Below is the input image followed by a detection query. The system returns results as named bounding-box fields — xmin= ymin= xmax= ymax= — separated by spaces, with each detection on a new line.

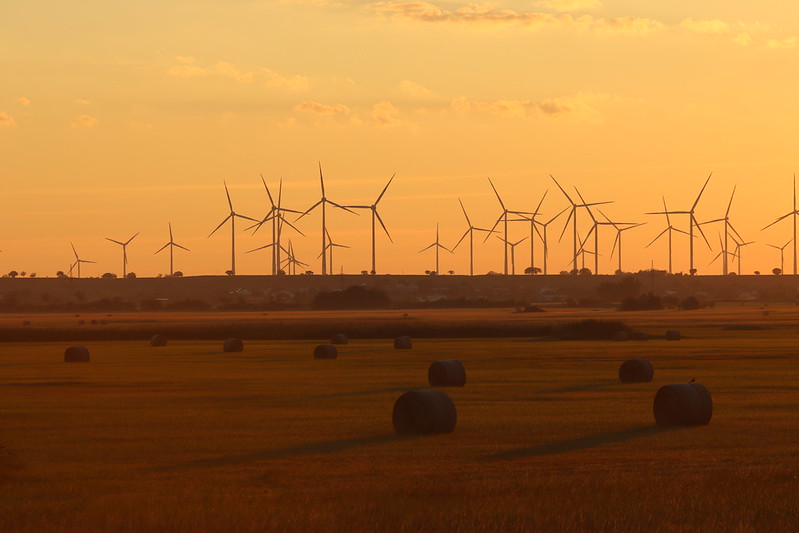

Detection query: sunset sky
xmin=3 ymin=1 xmax=799 ymax=277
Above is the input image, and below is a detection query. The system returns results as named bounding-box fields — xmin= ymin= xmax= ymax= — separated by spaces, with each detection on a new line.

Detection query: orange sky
xmin=2 ymin=1 xmax=799 ymax=277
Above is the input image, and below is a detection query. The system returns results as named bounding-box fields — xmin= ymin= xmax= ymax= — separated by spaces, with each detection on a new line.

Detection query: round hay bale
xmin=150 ymin=334 xmax=168 ymax=347
xmin=665 ymin=330 xmax=681 ymax=341
xmin=223 ymin=338 xmax=244 ymax=353
xmin=392 ymin=390 xmax=457 ymax=435
xmin=314 ymin=344 xmax=338 ymax=359
xmin=612 ymin=330 xmax=630 ymax=342
xmin=64 ymin=345 xmax=90 ymax=362
xmin=331 ymin=333 xmax=348 ymax=345
xmin=618 ymin=358 xmax=654 ymax=383
xmin=428 ymin=360 xmax=467 ymax=387
xmin=653 ymin=383 xmax=712 ymax=426
xmin=394 ymin=336 xmax=412 ymax=350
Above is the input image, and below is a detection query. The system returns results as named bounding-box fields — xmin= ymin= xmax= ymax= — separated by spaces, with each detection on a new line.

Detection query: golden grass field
xmin=2 ymin=306 xmax=798 ymax=532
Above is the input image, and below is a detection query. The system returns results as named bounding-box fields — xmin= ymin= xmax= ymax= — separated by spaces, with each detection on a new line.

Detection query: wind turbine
xmin=708 ymin=233 xmax=736 ymax=271
xmin=319 ymin=228 xmax=349 ymax=275
xmin=600 ymin=211 xmax=646 ymax=274
xmin=551 ymin=175 xmax=612 ymax=274
xmin=486 ymin=178 xmax=512 ymax=275
xmin=646 ymin=197 xmax=689 ymax=274
xmin=345 ymin=173 xmax=395 ymax=275
xmin=732 ymin=240 xmax=754 ymax=275
xmin=766 ymin=238 xmax=792 ymax=274
xmin=296 ymin=163 xmax=357 ymax=276
xmin=646 ymin=173 xmax=712 ymax=274
xmin=70 ymin=243 xmax=95 ymax=279
xmin=698 ymin=186 xmax=742 ymax=275
xmin=537 ymin=207 xmax=569 ymax=275
xmin=419 ymin=223 xmax=452 ymax=274
xmin=105 ymin=232 xmax=139 ymax=278
xmin=452 ymin=198 xmax=495 ymax=276
xmin=250 ymin=176 xmax=303 ymax=275
xmin=497 ymin=236 xmax=528 ymax=275
xmin=282 ymin=240 xmax=308 ymax=276
xmin=511 ymin=191 xmax=547 ymax=275
xmin=762 ymin=175 xmax=798 ymax=275
xmin=154 ymin=223 xmax=190 ymax=276
xmin=208 ymin=181 xmax=259 ymax=276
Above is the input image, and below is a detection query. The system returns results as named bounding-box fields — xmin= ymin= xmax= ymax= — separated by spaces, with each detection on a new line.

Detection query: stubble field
xmin=2 ymin=306 xmax=798 ymax=532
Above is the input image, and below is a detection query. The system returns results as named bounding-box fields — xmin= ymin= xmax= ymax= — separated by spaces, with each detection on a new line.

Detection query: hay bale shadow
xmin=487 ymin=425 xmax=675 ymax=460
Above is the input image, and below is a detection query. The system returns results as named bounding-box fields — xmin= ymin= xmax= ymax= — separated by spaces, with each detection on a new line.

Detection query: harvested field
xmin=1 ymin=306 xmax=798 ymax=531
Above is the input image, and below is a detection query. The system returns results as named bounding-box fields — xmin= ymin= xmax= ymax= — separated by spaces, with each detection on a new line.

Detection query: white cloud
xmin=168 ymin=58 xmax=310 ymax=88
xmin=449 ymin=93 xmax=609 ymax=121
xmin=533 ymin=0 xmax=601 ymax=12
xmin=0 ymin=111 xmax=17 ymax=127
xmin=680 ymin=18 xmax=729 ymax=35
xmin=371 ymin=101 xmax=401 ymax=126
xmin=371 ymin=1 xmax=663 ymax=34
xmin=71 ymin=115 xmax=98 ymax=128
xmin=260 ymin=68 xmax=311 ymax=90
xmin=396 ymin=80 xmax=433 ymax=98
xmin=767 ymin=36 xmax=797 ymax=49
xmin=294 ymin=101 xmax=351 ymax=115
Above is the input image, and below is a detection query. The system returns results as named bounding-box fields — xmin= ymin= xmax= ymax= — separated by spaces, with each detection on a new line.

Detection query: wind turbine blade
xmin=296 ymin=200 xmax=322 ymax=221
xmin=125 ymin=232 xmax=140 ymax=245
xmin=693 ymin=214 xmax=712 ymax=249
xmin=279 ymin=216 xmax=306 ymax=237
xmin=71 ymin=243 xmax=78 ymax=260
xmin=533 ymin=189 xmax=548 ymax=215
xmin=484 ymin=213 xmax=504 ymax=243
xmin=692 ymin=172 xmax=712 ymax=211
xmin=645 ymin=227 xmax=669 ymax=248
xmin=154 ymin=243 xmax=169 ymax=254
xmin=318 ymin=162 xmax=325 ymax=197
xmin=208 ymin=215 xmax=232 ymax=237
xmin=761 ymin=211 xmax=793 ymax=231
xmin=452 ymin=228 xmax=470 ymax=251
xmin=672 ymin=227 xmax=690 ymax=236
xmin=419 ymin=243 xmax=436 ymax=253
xmin=610 ymin=232 xmax=620 ymax=259
xmin=234 ymin=213 xmax=260 ymax=223
xmin=546 ymin=206 xmax=569 ymax=225
xmin=558 ymin=209 xmax=574 ymax=242
xmin=173 ymin=243 xmax=191 ymax=252
xmin=345 ymin=205 xmax=371 ymax=209
xmin=728 ymin=222 xmax=744 ymax=243
xmin=513 ymin=236 xmax=528 ymax=246
xmin=327 ymin=201 xmax=358 ymax=215
xmin=487 ymin=177 xmax=506 ymax=210
xmin=246 ymin=243 xmax=275 ymax=254
xmin=458 ymin=198 xmax=472 ymax=227
xmin=375 ymin=210 xmax=393 ymax=243
xmin=661 ymin=196 xmax=672 ymax=226
xmin=766 ymin=244 xmax=781 ymax=250
xmin=375 ymin=172 xmax=395 ymax=204
xmin=224 ymin=181 xmax=233 ymax=211
xmin=168 ymin=222 xmax=174 ymax=241
xmin=106 ymin=238 xmax=124 ymax=245
xmin=725 ymin=185 xmax=736 ymax=217
xmin=550 ymin=175 xmax=574 ymax=205
xmin=82 ymin=260 xmax=97 ymax=264
xmin=260 ymin=174 xmax=275 ymax=207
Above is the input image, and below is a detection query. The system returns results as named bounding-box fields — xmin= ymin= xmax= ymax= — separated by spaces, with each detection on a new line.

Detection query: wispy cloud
xmin=371 ymin=1 xmax=663 ymax=34
xmin=450 ymin=93 xmax=610 ymax=121
xmin=294 ymin=101 xmax=352 ymax=115
xmin=395 ymin=79 xmax=433 ymax=98
xmin=533 ymin=0 xmax=602 ymax=12
xmin=71 ymin=115 xmax=98 ymax=128
xmin=679 ymin=18 xmax=796 ymax=48
xmin=0 ymin=111 xmax=17 ymax=127
xmin=17 ymin=97 xmax=31 ymax=106
xmin=167 ymin=57 xmax=311 ymax=89
xmin=371 ymin=101 xmax=401 ymax=126
xmin=75 ymin=99 xmax=90 ymax=106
